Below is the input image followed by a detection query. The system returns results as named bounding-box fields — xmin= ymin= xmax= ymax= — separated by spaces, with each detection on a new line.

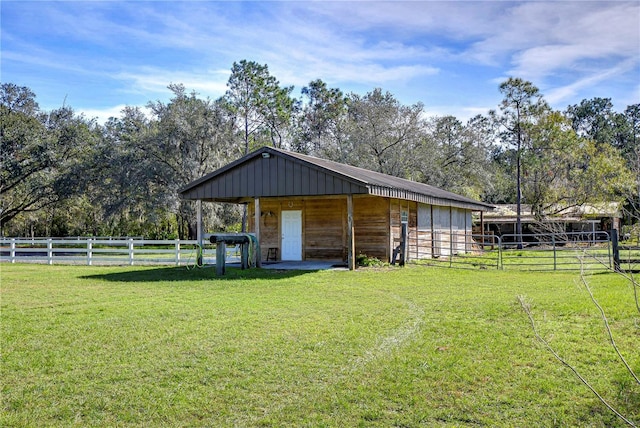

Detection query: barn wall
xmin=304 ymin=198 xmax=345 ymax=260
xmin=414 ymin=204 xmax=476 ymax=259
xmin=416 ymin=203 xmax=434 ymax=259
xmin=247 ymin=196 xmax=476 ymax=263
xmin=249 ymin=197 xmax=346 ymax=261
xmin=353 ymin=196 xmax=390 ymax=261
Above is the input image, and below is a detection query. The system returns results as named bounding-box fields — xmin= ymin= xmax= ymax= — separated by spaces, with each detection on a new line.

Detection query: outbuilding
xmin=179 ymin=146 xmax=494 ymax=269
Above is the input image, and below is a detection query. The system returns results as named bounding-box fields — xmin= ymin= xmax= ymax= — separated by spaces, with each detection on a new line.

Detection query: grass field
xmin=2 ymin=263 xmax=639 ymax=427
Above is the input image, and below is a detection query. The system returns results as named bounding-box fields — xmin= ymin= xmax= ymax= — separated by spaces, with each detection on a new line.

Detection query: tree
xmin=520 ymin=111 xmax=629 ymax=217
xmin=1 ymin=83 xmax=99 ymax=232
xmin=418 ymin=115 xmax=495 ymax=199
xmin=145 ymin=84 xmax=237 ymax=238
xmin=223 ymin=60 xmax=298 ymax=153
xmin=566 ymin=97 xmax=619 ymax=147
xmin=342 ymin=88 xmax=424 ymax=177
xmin=294 ymin=79 xmax=348 ymax=156
xmin=494 ymin=78 xmax=548 ymax=248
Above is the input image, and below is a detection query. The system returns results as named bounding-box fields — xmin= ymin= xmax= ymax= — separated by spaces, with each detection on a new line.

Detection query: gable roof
xmin=179 ymin=146 xmax=494 ymax=211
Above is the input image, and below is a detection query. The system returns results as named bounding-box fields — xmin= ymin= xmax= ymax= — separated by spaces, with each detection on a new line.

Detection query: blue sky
xmin=2 ymin=1 xmax=639 ymax=123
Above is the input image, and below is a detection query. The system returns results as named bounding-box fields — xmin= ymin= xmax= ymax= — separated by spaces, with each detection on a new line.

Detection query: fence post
xmin=552 ymin=234 xmax=557 ymax=271
xmin=47 ymin=239 xmax=53 ymax=265
xmin=10 ymin=239 xmax=16 ymax=263
xmin=611 ymin=229 xmax=621 ymax=272
xmin=128 ymin=238 xmax=134 ymax=266
xmin=87 ymin=238 xmax=93 ymax=266
xmin=400 ymin=223 xmax=408 ymax=266
xmin=175 ymin=240 xmax=181 ymax=266
xmin=449 ymin=232 xmax=453 ymax=268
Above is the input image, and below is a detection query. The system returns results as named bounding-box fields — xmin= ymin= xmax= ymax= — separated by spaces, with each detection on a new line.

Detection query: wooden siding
xmin=247 ymin=195 xmax=477 ymax=263
xmin=304 ymin=199 xmax=345 ymax=260
xmin=249 ymin=197 xmax=346 ymax=261
xmin=354 ymin=196 xmax=390 ymax=261
xmin=183 ymin=155 xmax=369 ymax=202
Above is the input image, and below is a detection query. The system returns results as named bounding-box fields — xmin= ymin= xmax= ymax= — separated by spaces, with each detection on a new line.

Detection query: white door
xmin=281 ymin=210 xmax=302 ymax=261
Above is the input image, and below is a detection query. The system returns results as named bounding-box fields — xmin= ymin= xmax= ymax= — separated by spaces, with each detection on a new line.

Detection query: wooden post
xmin=128 ymin=238 xmax=134 ymax=266
xmin=241 ymin=243 xmax=249 ymax=269
xmin=10 ymin=239 xmax=15 ymax=264
xmin=216 ymin=241 xmax=226 ymax=275
xmin=47 ymin=239 xmax=53 ymax=265
xmin=480 ymin=211 xmax=485 ymax=249
xmin=87 ymin=238 xmax=93 ymax=266
xmin=400 ymin=222 xmax=408 ymax=266
xmin=196 ymin=200 xmax=203 ymax=266
xmin=347 ymin=195 xmax=355 ymax=270
xmin=254 ymin=198 xmax=261 ymax=267
xmin=611 ymin=228 xmax=621 ymax=273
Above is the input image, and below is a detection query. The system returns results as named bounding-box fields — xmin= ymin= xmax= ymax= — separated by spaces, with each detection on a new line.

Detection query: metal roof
xmin=179 ymin=146 xmax=495 ymax=211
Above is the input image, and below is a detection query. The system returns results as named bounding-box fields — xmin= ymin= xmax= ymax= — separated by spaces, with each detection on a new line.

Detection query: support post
xmin=216 ymin=241 xmax=226 ymax=275
xmin=347 ymin=195 xmax=355 ymax=270
xmin=241 ymin=243 xmax=249 ymax=269
xmin=254 ymin=198 xmax=261 ymax=268
xmin=10 ymin=239 xmax=15 ymax=264
xmin=196 ymin=200 xmax=203 ymax=266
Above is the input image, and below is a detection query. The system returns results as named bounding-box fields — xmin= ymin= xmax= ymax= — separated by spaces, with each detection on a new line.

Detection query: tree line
xmin=1 ymin=60 xmax=638 ymax=239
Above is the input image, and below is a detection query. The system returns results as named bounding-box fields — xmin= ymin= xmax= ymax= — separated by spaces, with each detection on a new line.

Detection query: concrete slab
xmin=261 ymin=261 xmax=348 ymax=271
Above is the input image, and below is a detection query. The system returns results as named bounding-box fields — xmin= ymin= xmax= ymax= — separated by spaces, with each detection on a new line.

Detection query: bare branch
xmin=517 ymin=295 xmax=637 ymax=427
xmin=579 ymin=258 xmax=640 ymax=385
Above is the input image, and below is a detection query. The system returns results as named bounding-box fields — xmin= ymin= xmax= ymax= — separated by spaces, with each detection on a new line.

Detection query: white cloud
xmin=545 ymin=57 xmax=640 ymax=105
xmin=78 ymin=104 xmax=137 ymax=124
xmin=114 ymin=68 xmax=230 ymax=98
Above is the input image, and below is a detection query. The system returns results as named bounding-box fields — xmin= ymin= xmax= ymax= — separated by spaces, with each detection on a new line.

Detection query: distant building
xmin=479 ymin=203 xmax=621 ymax=241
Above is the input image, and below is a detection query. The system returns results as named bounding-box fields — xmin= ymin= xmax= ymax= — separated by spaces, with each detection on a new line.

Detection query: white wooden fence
xmin=0 ymin=238 xmax=235 ymax=266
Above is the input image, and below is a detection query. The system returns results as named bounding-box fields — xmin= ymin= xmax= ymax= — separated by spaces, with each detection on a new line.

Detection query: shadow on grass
xmin=80 ymin=266 xmax=313 ymax=283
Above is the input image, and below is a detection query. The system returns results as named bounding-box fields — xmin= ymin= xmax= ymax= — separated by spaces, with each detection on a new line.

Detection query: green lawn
xmin=1 ymin=264 xmax=639 ymax=427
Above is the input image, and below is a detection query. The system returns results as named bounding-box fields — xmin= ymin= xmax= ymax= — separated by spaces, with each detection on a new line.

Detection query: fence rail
xmin=3 ymin=232 xmax=637 ymax=272
xmin=0 ymin=238 xmax=239 ymax=266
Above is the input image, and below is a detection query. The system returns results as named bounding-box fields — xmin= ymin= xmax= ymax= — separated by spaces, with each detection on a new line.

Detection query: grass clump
xmin=1 ymin=263 xmax=639 ymax=426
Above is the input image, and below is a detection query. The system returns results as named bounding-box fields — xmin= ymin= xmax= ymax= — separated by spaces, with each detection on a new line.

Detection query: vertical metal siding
xmin=285 ymin=159 xmax=295 ymax=194
xmin=317 ymin=171 xmax=326 ymax=194
xmin=293 ymin=162 xmax=302 ymax=194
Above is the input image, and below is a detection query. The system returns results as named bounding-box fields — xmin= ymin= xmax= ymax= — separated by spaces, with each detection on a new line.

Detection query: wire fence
xmin=408 ymin=230 xmax=640 ymax=272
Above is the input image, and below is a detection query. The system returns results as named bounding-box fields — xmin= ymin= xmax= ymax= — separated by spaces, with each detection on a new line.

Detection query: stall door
xmin=281 ymin=210 xmax=302 ymax=261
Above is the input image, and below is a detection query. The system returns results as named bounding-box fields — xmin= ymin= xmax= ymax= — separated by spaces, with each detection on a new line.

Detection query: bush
xmin=356 ymin=253 xmax=386 ymax=267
